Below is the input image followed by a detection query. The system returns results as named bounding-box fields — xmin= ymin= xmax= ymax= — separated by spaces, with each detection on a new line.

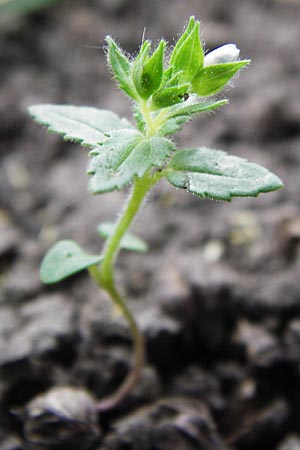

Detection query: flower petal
xmin=204 ymin=44 xmax=240 ymax=67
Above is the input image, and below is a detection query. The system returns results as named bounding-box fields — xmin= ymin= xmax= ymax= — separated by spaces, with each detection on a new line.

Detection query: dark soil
xmin=1 ymin=0 xmax=300 ymax=449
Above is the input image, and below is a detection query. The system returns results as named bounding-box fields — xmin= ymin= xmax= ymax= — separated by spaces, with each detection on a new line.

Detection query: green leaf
xmin=131 ymin=40 xmax=151 ymax=99
xmin=169 ymin=17 xmax=195 ymax=66
xmin=87 ymin=130 xmax=174 ymax=193
xmin=158 ymin=116 xmax=188 ymax=137
xmin=106 ymin=36 xmax=137 ymax=99
xmin=167 ymin=98 xmax=228 ymax=118
xmin=40 ymin=240 xmax=103 ymax=284
xmin=192 ymin=60 xmax=250 ymax=96
xmin=161 ymin=66 xmax=173 ymax=86
xmin=171 ymin=21 xmax=204 ymax=83
xmin=98 ymin=222 xmax=148 ymax=252
xmin=166 ymin=147 xmax=283 ymax=201
xmin=158 ymin=99 xmax=228 ymax=136
xmin=152 ymin=83 xmax=190 ymax=109
xmin=134 ymin=40 xmax=165 ymax=99
xmin=28 ymin=104 xmax=132 ymax=148
xmin=132 ymin=105 xmax=146 ymax=133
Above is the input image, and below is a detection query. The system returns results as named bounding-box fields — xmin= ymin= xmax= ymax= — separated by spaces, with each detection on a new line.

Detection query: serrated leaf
xmin=166 ymin=147 xmax=283 ymax=201
xmin=87 ymin=130 xmax=174 ymax=193
xmin=28 ymin=104 xmax=132 ymax=147
xmin=192 ymin=60 xmax=250 ymax=96
xmin=98 ymin=222 xmax=148 ymax=252
xmin=40 ymin=240 xmax=103 ymax=284
xmin=106 ymin=36 xmax=137 ymax=99
xmin=158 ymin=99 xmax=228 ymax=136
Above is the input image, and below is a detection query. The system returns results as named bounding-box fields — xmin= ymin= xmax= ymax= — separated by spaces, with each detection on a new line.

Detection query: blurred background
xmin=0 ymin=1 xmax=300 ymax=449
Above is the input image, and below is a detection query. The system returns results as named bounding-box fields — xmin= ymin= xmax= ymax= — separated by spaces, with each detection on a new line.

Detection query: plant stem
xmin=92 ymin=172 xmax=159 ymax=411
xmin=94 ymin=283 xmax=144 ymax=411
xmin=100 ymin=173 xmax=156 ymax=288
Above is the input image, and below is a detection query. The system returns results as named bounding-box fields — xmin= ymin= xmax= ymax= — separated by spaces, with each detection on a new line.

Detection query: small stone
xmin=138 ymin=306 xmax=183 ymax=371
xmin=203 ymin=239 xmax=224 ymax=263
xmin=0 ymin=435 xmax=22 ymax=450
xmin=236 ymin=378 xmax=257 ymax=402
xmin=0 ymin=295 xmax=74 ymax=367
xmin=23 ymin=386 xmax=100 ymax=450
xmin=284 ymin=319 xmax=300 ymax=362
xmin=3 ymin=260 xmax=41 ymax=302
xmin=0 ymin=210 xmax=20 ymax=259
xmin=102 ymin=398 xmax=225 ymax=450
xmin=232 ymin=399 xmax=289 ymax=449
xmin=277 ymin=435 xmax=300 ymax=450
xmin=233 ymin=320 xmax=281 ymax=367
xmin=170 ymin=366 xmax=226 ymax=416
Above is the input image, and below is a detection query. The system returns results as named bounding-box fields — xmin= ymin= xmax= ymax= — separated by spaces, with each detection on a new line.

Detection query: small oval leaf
xmin=40 ymin=240 xmax=103 ymax=284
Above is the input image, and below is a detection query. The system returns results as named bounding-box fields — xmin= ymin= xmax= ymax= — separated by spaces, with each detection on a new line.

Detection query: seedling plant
xmin=29 ymin=17 xmax=283 ymax=411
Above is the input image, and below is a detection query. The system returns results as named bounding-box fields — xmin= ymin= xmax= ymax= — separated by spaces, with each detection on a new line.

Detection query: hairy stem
xmin=91 ymin=172 xmax=159 ymax=411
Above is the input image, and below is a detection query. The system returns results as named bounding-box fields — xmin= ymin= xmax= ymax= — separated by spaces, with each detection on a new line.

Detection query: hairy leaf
xmin=152 ymin=83 xmax=190 ymax=109
xmin=132 ymin=105 xmax=146 ymax=133
xmin=29 ymin=104 xmax=132 ymax=147
xmin=138 ymin=40 xmax=165 ymax=99
xmin=106 ymin=36 xmax=137 ymax=99
xmin=158 ymin=99 xmax=228 ymax=136
xmin=171 ymin=21 xmax=204 ymax=83
xmin=131 ymin=40 xmax=151 ymax=99
xmin=40 ymin=240 xmax=103 ymax=284
xmin=192 ymin=60 xmax=250 ymax=96
xmin=166 ymin=147 xmax=283 ymax=201
xmin=98 ymin=222 xmax=148 ymax=252
xmin=169 ymin=17 xmax=195 ymax=66
xmin=166 ymin=98 xmax=228 ymax=119
xmin=87 ymin=130 xmax=174 ymax=193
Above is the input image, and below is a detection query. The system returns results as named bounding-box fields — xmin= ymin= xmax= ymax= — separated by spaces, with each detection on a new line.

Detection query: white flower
xmin=204 ymin=44 xmax=240 ymax=67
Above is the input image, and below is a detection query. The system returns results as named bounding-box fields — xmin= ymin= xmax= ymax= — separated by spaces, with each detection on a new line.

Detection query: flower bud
xmin=204 ymin=44 xmax=240 ymax=67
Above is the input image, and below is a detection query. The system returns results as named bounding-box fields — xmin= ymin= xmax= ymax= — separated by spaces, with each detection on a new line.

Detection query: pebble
xmin=102 ymin=398 xmax=226 ymax=450
xmin=23 ymin=386 xmax=100 ymax=450
xmin=0 ymin=295 xmax=74 ymax=367
xmin=277 ymin=435 xmax=300 ymax=450
xmin=233 ymin=319 xmax=281 ymax=367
